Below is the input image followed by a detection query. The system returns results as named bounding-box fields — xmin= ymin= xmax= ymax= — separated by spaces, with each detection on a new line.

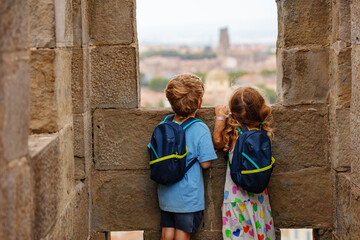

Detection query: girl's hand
xmin=215 ymin=105 xmax=228 ymax=117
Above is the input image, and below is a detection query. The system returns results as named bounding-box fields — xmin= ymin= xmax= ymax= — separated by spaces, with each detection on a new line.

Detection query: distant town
xmin=140 ymin=28 xmax=277 ymax=107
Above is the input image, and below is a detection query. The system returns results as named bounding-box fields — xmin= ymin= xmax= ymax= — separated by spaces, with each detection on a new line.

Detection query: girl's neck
xmin=173 ymin=112 xmax=196 ymax=122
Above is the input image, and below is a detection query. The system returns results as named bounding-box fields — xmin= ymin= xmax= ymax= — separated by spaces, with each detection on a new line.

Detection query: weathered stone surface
xmin=89 ymin=0 xmax=135 ymax=45
xmin=329 ymin=46 xmax=352 ymax=107
xmin=93 ymin=105 xmax=328 ymax=172
xmin=74 ymin=111 xmax=91 ymax=158
xmin=0 ymin=158 xmax=33 ymax=240
xmin=268 ymin=167 xmax=332 ymax=228
xmin=351 ymin=0 xmax=360 ymax=44
xmin=313 ymin=229 xmax=333 ymax=240
xmin=29 ymin=0 xmax=56 ymax=48
xmin=334 ymin=173 xmax=351 ymax=239
xmin=351 ymin=45 xmax=360 ymax=187
xmin=91 ymin=170 xmax=160 ymax=231
xmin=349 ymin=184 xmax=360 ymax=238
xmin=93 ymin=108 xmax=218 ymax=170
xmin=54 ymin=0 xmax=73 ymax=47
xmin=75 ymin=157 xmax=86 ymax=180
xmin=329 ymin=108 xmax=351 ymax=171
xmin=332 ymin=0 xmax=351 ymax=44
xmin=90 ymin=45 xmax=138 ymax=108
xmin=193 ymin=230 xmax=223 ymax=240
xmin=277 ymin=0 xmax=331 ymax=47
xmin=0 ymin=0 xmax=29 ymax=52
xmin=58 ymin=124 xmax=75 ymax=206
xmin=73 ymin=181 xmax=90 ymax=240
xmin=203 ymin=167 xmax=226 ymax=231
xmin=90 ymin=232 xmax=108 ymax=240
xmin=72 ymin=0 xmax=82 ymax=46
xmin=271 ymin=105 xmax=329 ymax=172
xmin=0 ymin=51 xmax=30 ymax=164
xmin=72 ymin=48 xmax=87 ymax=114
xmin=30 ymin=49 xmax=73 ymax=133
xmin=277 ymin=48 xmax=329 ymax=105
xmin=28 ymin=134 xmax=60 ymax=239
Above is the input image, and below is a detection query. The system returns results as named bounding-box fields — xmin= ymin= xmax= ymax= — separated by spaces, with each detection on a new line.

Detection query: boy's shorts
xmin=160 ymin=210 xmax=203 ymax=233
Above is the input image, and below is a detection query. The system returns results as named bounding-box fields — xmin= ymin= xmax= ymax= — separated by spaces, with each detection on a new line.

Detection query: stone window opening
xmin=137 ymin=0 xmax=278 ymax=107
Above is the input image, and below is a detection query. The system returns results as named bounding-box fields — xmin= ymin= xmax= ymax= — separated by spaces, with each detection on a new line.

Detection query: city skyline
xmin=137 ymin=0 xmax=278 ymax=46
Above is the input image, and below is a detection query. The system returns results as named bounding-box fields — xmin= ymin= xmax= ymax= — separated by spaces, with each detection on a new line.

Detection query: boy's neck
xmin=174 ymin=112 xmax=196 ymax=122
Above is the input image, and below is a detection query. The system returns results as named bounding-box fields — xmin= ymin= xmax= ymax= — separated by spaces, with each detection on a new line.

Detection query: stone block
xmin=277 ymin=0 xmax=330 ymax=47
xmin=72 ymin=48 xmax=90 ymax=114
xmin=30 ymin=49 xmax=73 ymax=133
xmin=0 ymin=0 xmax=29 ymax=52
xmin=29 ymin=0 xmax=56 ymax=48
xmin=73 ymin=181 xmax=90 ymax=240
xmin=90 ymin=232 xmax=109 ymax=240
xmin=351 ymin=45 xmax=360 ymax=187
xmin=93 ymin=108 xmax=219 ymax=170
xmin=28 ymin=134 xmax=61 ymax=239
xmin=0 ymin=158 xmax=33 ymax=240
xmin=89 ymin=0 xmax=135 ymax=45
xmin=329 ymin=46 xmax=352 ymax=107
xmin=54 ymin=0 xmax=73 ymax=47
xmin=349 ymin=184 xmax=360 ymax=238
xmin=192 ymin=230 xmax=223 ymax=240
xmin=0 ymin=51 xmax=30 ymax=164
xmin=73 ymin=111 xmax=92 ymax=158
xmin=351 ymin=0 xmax=360 ymax=44
xmin=58 ymin=124 xmax=75 ymax=205
xmin=329 ymin=107 xmax=351 ymax=171
xmin=332 ymin=0 xmax=351 ymax=44
xmin=75 ymin=157 xmax=86 ymax=180
xmin=90 ymin=45 xmax=138 ymax=108
xmin=277 ymin=48 xmax=329 ymax=105
xmin=334 ymin=173 xmax=351 ymax=239
xmin=313 ymin=229 xmax=333 ymax=240
xmin=268 ymin=167 xmax=332 ymax=228
xmin=73 ymin=0 xmax=82 ymax=46
xmin=91 ymin=170 xmax=160 ymax=231
xmin=271 ymin=105 xmax=329 ymax=172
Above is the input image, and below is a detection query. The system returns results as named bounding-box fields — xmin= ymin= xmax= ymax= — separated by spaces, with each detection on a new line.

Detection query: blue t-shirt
xmin=157 ymin=121 xmax=217 ymax=213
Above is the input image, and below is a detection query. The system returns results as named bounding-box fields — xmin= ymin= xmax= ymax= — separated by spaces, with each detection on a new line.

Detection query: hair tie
xmin=261 ymin=122 xmax=265 ymax=125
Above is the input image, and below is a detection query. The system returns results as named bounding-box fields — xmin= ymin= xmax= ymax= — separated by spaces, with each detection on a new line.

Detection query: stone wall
xmin=1 ymin=0 xmax=360 ymax=240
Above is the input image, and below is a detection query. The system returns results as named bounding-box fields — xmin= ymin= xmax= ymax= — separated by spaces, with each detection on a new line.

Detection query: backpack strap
xmin=162 ymin=114 xmax=175 ymax=123
xmin=182 ymin=117 xmax=203 ymax=130
xmin=185 ymin=158 xmax=198 ymax=172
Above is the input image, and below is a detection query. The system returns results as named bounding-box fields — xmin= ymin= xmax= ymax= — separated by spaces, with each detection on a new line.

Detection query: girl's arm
xmin=213 ymin=105 xmax=228 ymax=150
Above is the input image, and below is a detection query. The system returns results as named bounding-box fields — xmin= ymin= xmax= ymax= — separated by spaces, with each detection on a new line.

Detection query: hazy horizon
xmin=137 ymin=0 xmax=278 ymax=46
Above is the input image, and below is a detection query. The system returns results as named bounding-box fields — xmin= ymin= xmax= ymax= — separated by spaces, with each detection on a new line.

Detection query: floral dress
xmin=222 ymin=150 xmax=275 ymax=240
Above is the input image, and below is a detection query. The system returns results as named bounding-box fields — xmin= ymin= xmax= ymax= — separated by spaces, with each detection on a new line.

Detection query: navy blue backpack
xmin=229 ymin=126 xmax=275 ymax=193
xmin=148 ymin=115 xmax=202 ymax=185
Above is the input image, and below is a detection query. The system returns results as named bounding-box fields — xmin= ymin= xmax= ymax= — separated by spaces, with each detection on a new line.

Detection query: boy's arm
xmin=197 ymin=128 xmax=217 ymax=168
xmin=200 ymin=161 xmax=212 ymax=169
xmin=213 ymin=105 xmax=227 ymax=150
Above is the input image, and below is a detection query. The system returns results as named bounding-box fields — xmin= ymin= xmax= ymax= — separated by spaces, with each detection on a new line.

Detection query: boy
xmin=159 ymin=74 xmax=217 ymax=240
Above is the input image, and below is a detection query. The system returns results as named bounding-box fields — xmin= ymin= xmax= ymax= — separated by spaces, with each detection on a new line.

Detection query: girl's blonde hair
xmin=165 ymin=73 xmax=204 ymax=117
xmin=222 ymin=86 xmax=274 ymax=151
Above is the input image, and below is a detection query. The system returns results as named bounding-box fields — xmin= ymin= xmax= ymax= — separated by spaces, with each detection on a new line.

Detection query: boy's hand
xmin=215 ymin=105 xmax=228 ymax=117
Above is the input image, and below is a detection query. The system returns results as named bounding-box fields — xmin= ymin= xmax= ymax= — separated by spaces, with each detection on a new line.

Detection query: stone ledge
xmin=93 ymin=105 xmax=329 ymax=173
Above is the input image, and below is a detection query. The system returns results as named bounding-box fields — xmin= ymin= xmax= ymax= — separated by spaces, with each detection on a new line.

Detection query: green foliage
xmin=140 ymin=50 xmax=217 ymax=60
xmin=260 ymin=69 xmax=276 ymax=75
xmin=193 ymin=72 xmax=206 ymax=82
xmin=228 ymin=71 xmax=248 ymax=84
xmin=158 ymin=100 xmax=165 ymax=108
xmin=255 ymin=84 xmax=276 ymax=104
xmin=148 ymin=77 xmax=169 ymax=92
xmin=140 ymin=72 xmax=147 ymax=86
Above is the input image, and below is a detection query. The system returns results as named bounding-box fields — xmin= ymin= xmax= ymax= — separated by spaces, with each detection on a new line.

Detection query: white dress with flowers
xmin=222 ymin=150 xmax=275 ymax=240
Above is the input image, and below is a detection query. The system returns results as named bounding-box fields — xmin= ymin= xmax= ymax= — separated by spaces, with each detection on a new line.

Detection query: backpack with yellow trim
xmin=229 ymin=126 xmax=275 ymax=193
xmin=148 ymin=115 xmax=202 ymax=185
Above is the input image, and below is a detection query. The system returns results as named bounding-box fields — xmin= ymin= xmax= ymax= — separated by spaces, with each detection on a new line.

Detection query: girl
xmin=213 ymin=87 xmax=275 ymax=240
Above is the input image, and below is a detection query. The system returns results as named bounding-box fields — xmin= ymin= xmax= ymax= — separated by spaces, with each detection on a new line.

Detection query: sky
xmin=136 ymin=0 xmax=278 ymax=46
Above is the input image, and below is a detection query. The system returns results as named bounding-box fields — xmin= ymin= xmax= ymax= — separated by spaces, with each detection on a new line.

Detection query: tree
xmin=148 ymin=77 xmax=169 ymax=92
xmin=229 ymin=71 xmax=248 ymax=85
xmin=193 ymin=72 xmax=205 ymax=82
xmin=140 ymin=72 xmax=147 ymax=86
xmin=256 ymin=84 xmax=276 ymax=104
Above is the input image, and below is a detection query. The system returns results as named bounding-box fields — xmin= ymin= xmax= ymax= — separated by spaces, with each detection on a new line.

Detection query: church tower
xmin=217 ymin=27 xmax=230 ymax=59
